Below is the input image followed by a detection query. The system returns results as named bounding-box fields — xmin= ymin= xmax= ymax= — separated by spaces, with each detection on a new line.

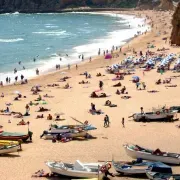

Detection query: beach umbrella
xmin=105 ymin=54 xmax=112 ymax=59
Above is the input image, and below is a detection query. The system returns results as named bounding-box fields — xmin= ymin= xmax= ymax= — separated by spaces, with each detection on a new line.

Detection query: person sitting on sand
xmin=105 ymin=100 xmax=112 ymax=106
xmin=91 ymin=91 xmax=98 ymax=98
xmin=36 ymin=114 xmax=44 ymax=119
xmin=121 ymin=86 xmax=126 ymax=94
xmin=55 ymin=115 xmax=60 ymax=121
xmin=91 ymin=103 xmax=96 ymax=111
xmin=14 ymin=96 xmax=19 ymax=101
xmin=116 ymin=89 xmax=121 ymax=95
xmin=156 ymin=79 xmax=161 ymax=84
xmin=1 ymin=93 xmax=4 ymax=98
xmin=47 ymin=114 xmax=53 ymax=120
xmin=17 ymin=119 xmax=26 ymax=125
xmin=113 ymin=82 xmax=121 ymax=87
xmin=96 ymin=73 xmax=102 ymax=77
xmin=32 ymin=169 xmax=51 ymax=178
xmin=87 ymin=74 xmax=91 ymax=79
xmin=35 ymin=95 xmax=42 ymax=101
xmin=64 ymin=83 xmax=70 ymax=89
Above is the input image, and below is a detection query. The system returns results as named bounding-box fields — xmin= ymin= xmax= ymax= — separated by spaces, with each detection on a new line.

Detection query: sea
xmin=0 ymin=12 xmax=149 ymax=84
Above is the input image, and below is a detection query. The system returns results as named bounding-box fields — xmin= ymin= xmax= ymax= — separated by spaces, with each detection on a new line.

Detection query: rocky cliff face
xmin=171 ymin=2 xmax=180 ymax=46
xmin=0 ymin=0 xmax=178 ymax=13
xmin=158 ymin=0 xmax=174 ymax=10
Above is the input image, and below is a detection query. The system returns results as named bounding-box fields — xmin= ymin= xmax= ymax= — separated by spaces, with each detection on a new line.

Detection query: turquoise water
xmin=0 ymin=12 xmax=148 ymax=83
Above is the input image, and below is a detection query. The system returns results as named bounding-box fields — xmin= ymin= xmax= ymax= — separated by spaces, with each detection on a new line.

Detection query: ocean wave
xmin=32 ymin=31 xmax=67 ymax=36
xmin=45 ymin=25 xmax=59 ymax=28
xmin=0 ymin=38 xmax=24 ymax=43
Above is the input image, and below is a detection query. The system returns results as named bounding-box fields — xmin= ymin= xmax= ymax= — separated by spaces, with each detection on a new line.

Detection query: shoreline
xmin=0 ymin=11 xmax=149 ymax=86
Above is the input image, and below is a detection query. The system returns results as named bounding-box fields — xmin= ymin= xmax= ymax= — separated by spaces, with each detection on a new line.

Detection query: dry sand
xmin=0 ymin=10 xmax=180 ymax=180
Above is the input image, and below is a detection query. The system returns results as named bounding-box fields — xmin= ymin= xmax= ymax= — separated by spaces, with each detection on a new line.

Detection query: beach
xmin=0 ymin=9 xmax=180 ymax=180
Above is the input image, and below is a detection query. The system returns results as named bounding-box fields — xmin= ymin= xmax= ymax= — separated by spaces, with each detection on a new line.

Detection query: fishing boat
xmin=50 ymin=124 xmax=96 ymax=134
xmin=146 ymin=172 xmax=180 ymax=180
xmin=132 ymin=107 xmax=177 ymax=122
xmin=112 ymin=159 xmax=154 ymax=175
xmin=0 ymin=140 xmax=20 ymax=146
xmin=46 ymin=160 xmax=104 ymax=178
xmin=0 ymin=144 xmax=20 ymax=155
xmin=43 ymin=130 xmax=88 ymax=140
xmin=0 ymin=132 xmax=29 ymax=142
xmin=124 ymin=144 xmax=180 ymax=164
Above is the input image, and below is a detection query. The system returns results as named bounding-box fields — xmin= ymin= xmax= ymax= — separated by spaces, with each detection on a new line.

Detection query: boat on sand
xmin=0 ymin=132 xmax=29 ymax=142
xmin=146 ymin=172 xmax=180 ymax=180
xmin=124 ymin=144 xmax=180 ymax=164
xmin=0 ymin=144 xmax=20 ymax=155
xmin=46 ymin=160 xmax=104 ymax=178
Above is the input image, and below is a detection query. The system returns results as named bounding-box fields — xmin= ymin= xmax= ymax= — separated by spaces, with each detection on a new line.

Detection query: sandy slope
xmin=0 ymin=10 xmax=180 ymax=180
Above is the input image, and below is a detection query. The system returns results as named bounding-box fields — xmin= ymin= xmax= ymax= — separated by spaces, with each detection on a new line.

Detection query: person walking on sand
xmin=68 ymin=64 xmax=70 ymax=70
xmin=99 ymin=80 xmax=104 ymax=90
xmin=104 ymin=115 xmax=110 ymax=128
xmin=122 ymin=117 xmax=125 ymax=128
xmin=76 ymin=64 xmax=78 ymax=70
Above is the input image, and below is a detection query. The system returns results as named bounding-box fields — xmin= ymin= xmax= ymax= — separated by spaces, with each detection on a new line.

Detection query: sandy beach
xmin=0 ymin=10 xmax=180 ymax=180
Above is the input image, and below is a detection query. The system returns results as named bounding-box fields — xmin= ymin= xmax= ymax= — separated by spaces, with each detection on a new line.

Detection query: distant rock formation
xmin=158 ymin=0 xmax=174 ymax=10
xmin=171 ymin=2 xmax=180 ymax=46
xmin=137 ymin=0 xmax=161 ymax=9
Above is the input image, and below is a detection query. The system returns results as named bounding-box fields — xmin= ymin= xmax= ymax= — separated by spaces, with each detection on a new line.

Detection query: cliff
xmin=0 ymin=0 xmax=139 ymax=13
xmin=171 ymin=2 xmax=180 ymax=46
xmin=0 ymin=0 xmax=179 ymax=13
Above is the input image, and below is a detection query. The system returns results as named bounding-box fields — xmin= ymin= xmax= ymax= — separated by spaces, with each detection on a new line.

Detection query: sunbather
xmin=36 ymin=114 xmax=44 ymax=119
xmin=38 ymin=107 xmax=49 ymax=112
xmin=91 ymin=91 xmax=98 ymax=98
xmin=116 ymin=89 xmax=121 ymax=95
xmin=17 ymin=119 xmax=26 ymax=125
xmin=121 ymin=96 xmax=131 ymax=99
xmin=64 ymin=83 xmax=70 ymax=89
xmin=35 ymin=95 xmax=42 ymax=101
xmin=113 ymin=82 xmax=121 ymax=87
xmin=47 ymin=114 xmax=53 ymax=120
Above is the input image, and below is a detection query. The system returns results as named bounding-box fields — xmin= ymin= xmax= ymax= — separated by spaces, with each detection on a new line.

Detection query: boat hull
xmin=0 ymin=145 xmax=19 ymax=155
xmin=124 ymin=145 xmax=180 ymax=165
xmin=46 ymin=162 xmax=103 ymax=178
xmin=0 ymin=135 xmax=29 ymax=142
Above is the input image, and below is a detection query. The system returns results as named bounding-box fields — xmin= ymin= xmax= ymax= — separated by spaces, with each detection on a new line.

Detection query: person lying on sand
xmin=90 ymin=92 xmax=107 ymax=98
xmin=47 ymin=83 xmax=59 ymax=87
xmin=121 ymin=96 xmax=131 ymax=99
xmin=165 ymin=85 xmax=177 ymax=87
xmin=29 ymin=101 xmax=38 ymax=106
xmin=36 ymin=114 xmax=44 ymax=119
xmin=59 ymin=76 xmax=71 ymax=82
xmin=17 ymin=119 xmax=27 ymax=125
xmin=31 ymin=169 xmax=52 ymax=177
xmin=37 ymin=107 xmax=49 ymax=112
xmin=47 ymin=114 xmax=53 ymax=120
xmin=113 ymin=82 xmax=121 ymax=87
xmin=13 ymin=112 xmax=23 ymax=118
xmin=14 ymin=96 xmax=20 ymax=101
xmin=43 ymin=94 xmax=54 ymax=98
xmin=148 ymin=90 xmax=159 ymax=93
xmin=105 ymin=100 xmax=117 ymax=107
xmin=79 ymin=80 xmax=89 ymax=84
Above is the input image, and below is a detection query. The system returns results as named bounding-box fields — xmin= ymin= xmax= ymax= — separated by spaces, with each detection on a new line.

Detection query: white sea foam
xmin=0 ymin=38 xmax=24 ymax=43
xmin=32 ymin=30 xmax=68 ymax=36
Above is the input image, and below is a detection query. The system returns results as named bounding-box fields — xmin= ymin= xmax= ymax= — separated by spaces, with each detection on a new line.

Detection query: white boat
xmin=44 ymin=130 xmax=87 ymax=140
xmin=133 ymin=110 xmax=176 ymax=122
xmin=146 ymin=172 xmax=180 ymax=180
xmin=46 ymin=160 xmax=104 ymax=178
xmin=0 ymin=144 xmax=19 ymax=154
xmin=124 ymin=144 xmax=180 ymax=165
xmin=112 ymin=159 xmax=154 ymax=175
